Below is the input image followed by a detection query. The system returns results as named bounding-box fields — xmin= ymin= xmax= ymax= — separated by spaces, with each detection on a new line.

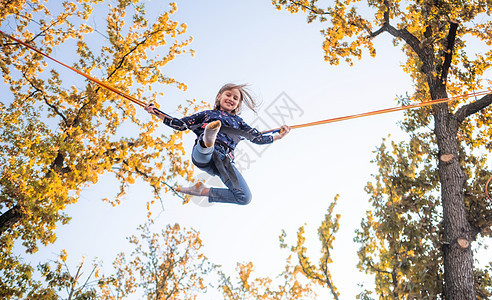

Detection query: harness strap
xmin=212 ymin=150 xmax=240 ymax=190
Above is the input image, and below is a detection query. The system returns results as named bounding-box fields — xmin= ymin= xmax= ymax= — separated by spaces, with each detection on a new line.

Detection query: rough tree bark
xmin=383 ymin=20 xmax=492 ymax=299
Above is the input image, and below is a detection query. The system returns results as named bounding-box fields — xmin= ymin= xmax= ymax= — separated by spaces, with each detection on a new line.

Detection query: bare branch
xmin=365 ymin=0 xmax=428 ymax=65
xmin=440 ymin=22 xmax=459 ymax=84
xmin=455 ymin=94 xmax=492 ymax=124
xmin=370 ymin=26 xmax=387 ymax=38
xmin=369 ymin=0 xmax=390 ymax=38
xmin=0 ymin=204 xmax=22 ymax=235
xmin=367 ymin=260 xmax=393 ymax=275
xmin=383 ymin=0 xmax=390 ymax=23
xmin=22 ymin=72 xmax=69 ymax=126
xmin=384 ymin=25 xmax=422 ymax=56
xmin=28 ymin=20 xmax=61 ymax=44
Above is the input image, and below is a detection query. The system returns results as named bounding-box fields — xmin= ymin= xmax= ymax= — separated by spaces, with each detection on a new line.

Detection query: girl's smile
xmin=218 ymin=88 xmax=240 ymax=113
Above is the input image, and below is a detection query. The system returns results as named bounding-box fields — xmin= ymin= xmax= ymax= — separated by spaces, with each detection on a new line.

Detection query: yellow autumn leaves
xmin=1 ymin=1 xmax=197 ymax=295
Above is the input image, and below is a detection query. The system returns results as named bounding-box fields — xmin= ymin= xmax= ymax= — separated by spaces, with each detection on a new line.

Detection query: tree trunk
xmin=0 ymin=205 xmax=22 ymax=235
xmin=434 ymin=91 xmax=476 ymax=299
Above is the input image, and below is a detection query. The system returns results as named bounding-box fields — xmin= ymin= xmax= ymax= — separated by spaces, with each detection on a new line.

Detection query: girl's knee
xmin=235 ymin=190 xmax=252 ymax=205
xmin=191 ymin=142 xmax=213 ymax=167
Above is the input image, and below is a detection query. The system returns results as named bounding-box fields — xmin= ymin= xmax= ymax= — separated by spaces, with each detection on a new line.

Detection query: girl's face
xmin=217 ymin=88 xmax=241 ymax=113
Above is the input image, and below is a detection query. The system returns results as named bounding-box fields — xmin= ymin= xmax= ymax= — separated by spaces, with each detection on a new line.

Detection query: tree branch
xmin=455 ymin=94 xmax=492 ymax=124
xmin=0 ymin=204 xmax=22 ymax=235
xmin=320 ymin=235 xmax=339 ymax=300
xmin=370 ymin=26 xmax=387 ymax=38
xmin=440 ymin=22 xmax=458 ymax=84
xmin=0 ymin=169 xmax=26 ymax=235
xmin=371 ymin=24 xmax=426 ymax=69
xmin=369 ymin=0 xmax=390 ymax=38
xmin=22 ymin=73 xmax=69 ymax=125
xmin=105 ymin=29 xmax=167 ymax=84
xmin=368 ymin=1 xmax=434 ymax=74
xmin=27 ymin=19 xmax=62 ymax=44
xmin=129 ymin=162 xmax=167 ymax=208
xmin=88 ymin=29 xmax=168 ymax=116
xmin=367 ymin=260 xmax=393 ymax=275
xmin=291 ymin=1 xmax=329 ymax=15
xmin=383 ymin=0 xmax=390 ymax=23
xmin=384 ymin=25 xmax=422 ymax=56
xmin=297 ymin=252 xmax=325 ymax=285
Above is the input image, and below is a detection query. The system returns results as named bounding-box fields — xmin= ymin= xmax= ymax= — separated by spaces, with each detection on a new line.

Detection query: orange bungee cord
xmin=0 ymin=30 xmax=146 ymax=108
xmin=263 ymin=90 xmax=492 ymax=134
xmin=5 ymin=31 xmax=492 ymax=206
xmin=0 ymin=30 xmax=182 ymax=119
xmin=2 ymin=30 xmax=492 ymax=135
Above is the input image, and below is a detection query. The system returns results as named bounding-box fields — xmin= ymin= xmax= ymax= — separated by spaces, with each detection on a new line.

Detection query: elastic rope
xmin=262 ymin=90 xmax=492 ymax=134
xmin=0 ymin=30 xmax=146 ymax=108
xmin=3 ymin=30 xmax=492 ymax=137
xmin=1 ymin=31 xmax=189 ymax=203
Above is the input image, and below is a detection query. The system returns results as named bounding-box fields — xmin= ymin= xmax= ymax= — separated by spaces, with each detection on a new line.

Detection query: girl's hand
xmin=145 ymin=103 xmax=167 ymax=121
xmin=273 ymin=125 xmax=291 ymax=141
xmin=145 ymin=103 xmax=156 ymax=114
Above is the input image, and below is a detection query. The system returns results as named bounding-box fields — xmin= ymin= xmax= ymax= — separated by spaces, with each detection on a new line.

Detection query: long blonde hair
xmin=214 ymin=83 xmax=257 ymax=115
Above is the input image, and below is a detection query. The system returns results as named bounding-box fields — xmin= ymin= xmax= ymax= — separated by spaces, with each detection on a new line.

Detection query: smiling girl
xmin=145 ymin=83 xmax=290 ymax=205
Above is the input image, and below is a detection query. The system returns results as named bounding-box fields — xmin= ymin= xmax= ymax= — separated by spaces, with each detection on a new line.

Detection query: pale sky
xmin=15 ymin=0 xmax=491 ymax=299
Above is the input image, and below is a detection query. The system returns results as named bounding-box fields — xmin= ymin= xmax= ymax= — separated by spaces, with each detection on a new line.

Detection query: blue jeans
xmin=191 ymin=142 xmax=252 ymax=205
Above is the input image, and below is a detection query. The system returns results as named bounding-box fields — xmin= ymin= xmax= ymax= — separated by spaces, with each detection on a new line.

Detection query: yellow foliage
xmin=99 ymin=222 xmax=213 ymax=299
xmin=0 ymin=0 xmax=198 ymax=295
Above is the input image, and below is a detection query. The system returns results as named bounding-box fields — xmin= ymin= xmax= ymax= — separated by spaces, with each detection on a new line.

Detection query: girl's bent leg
xmin=176 ymin=141 xmax=215 ymax=198
xmin=189 ymin=141 xmax=252 ymax=205
xmin=208 ymin=165 xmax=252 ymax=205
xmin=191 ymin=139 xmax=214 ymax=169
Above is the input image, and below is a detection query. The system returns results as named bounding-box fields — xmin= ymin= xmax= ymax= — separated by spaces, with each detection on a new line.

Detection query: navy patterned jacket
xmin=163 ymin=109 xmax=273 ymax=153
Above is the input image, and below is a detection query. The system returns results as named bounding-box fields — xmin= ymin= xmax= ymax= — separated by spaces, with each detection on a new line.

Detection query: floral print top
xmin=163 ymin=109 xmax=273 ymax=151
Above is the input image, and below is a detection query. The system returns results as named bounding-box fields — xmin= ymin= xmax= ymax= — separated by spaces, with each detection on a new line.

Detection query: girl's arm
xmin=272 ymin=125 xmax=291 ymax=142
xmin=237 ymin=117 xmax=290 ymax=144
xmin=145 ymin=103 xmax=205 ymax=131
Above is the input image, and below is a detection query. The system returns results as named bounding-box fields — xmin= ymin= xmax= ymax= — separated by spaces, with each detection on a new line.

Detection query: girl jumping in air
xmin=145 ymin=83 xmax=290 ymax=205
